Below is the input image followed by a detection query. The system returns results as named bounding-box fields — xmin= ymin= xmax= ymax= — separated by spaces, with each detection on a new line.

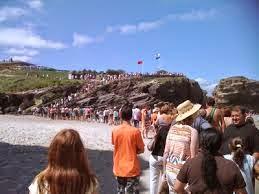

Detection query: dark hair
xmin=206 ymin=97 xmax=215 ymax=107
xmin=200 ymin=128 xmax=222 ymax=191
xmin=121 ymin=102 xmax=133 ymax=121
xmin=229 ymin=137 xmax=245 ymax=169
xmin=231 ymin=106 xmax=246 ymax=115
xmin=223 ymin=107 xmax=231 ymax=117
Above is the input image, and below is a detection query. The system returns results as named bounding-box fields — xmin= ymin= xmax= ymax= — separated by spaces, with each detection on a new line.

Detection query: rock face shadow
xmin=0 ymin=142 xmax=149 ymax=194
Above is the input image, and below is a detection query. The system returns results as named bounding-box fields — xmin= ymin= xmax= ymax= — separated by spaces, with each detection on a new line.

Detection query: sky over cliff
xmin=0 ymin=0 xmax=258 ymax=93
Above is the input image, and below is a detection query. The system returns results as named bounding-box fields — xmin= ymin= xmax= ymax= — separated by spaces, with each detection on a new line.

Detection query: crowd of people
xmin=33 ymin=104 xmax=121 ymax=125
xmin=69 ymin=71 xmax=185 ymax=81
xmin=28 ymin=97 xmax=259 ymax=194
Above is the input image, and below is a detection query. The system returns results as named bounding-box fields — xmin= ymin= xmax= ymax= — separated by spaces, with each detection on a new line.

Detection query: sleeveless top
xmin=165 ymin=124 xmax=192 ymax=173
xmin=206 ymin=107 xmax=216 ymax=124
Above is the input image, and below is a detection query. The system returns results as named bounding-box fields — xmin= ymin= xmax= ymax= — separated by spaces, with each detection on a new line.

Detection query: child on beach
xmin=224 ymin=137 xmax=256 ymax=194
xmin=29 ymin=129 xmax=98 ymax=194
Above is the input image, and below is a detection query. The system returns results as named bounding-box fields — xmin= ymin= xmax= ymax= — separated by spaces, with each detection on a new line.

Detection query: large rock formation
xmin=213 ymin=76 xmax=259 ymax=112
xmin=75 ymin=77 xmax=204 ymax=109
xmin=0 ymin=76 xmax=205 ymax=113
xmin=0 ymin=84 xmax=81 ymax=114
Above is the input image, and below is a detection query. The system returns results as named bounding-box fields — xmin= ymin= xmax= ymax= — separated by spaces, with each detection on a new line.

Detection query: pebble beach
xmin=0 ymin=115 xmax=150 ymax=194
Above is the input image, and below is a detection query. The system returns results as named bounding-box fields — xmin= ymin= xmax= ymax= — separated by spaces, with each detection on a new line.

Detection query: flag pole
xmin=141 ymin=62 xmax=143 ymax=75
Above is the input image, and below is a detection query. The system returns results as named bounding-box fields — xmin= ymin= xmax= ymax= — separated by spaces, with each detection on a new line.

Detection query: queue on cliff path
xmin=28 ymin=96 xmax=259 ymax=194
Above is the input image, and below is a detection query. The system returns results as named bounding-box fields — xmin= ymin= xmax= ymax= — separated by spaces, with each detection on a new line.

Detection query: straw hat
xmin=153 ymin=107 xmax=160 ymax=113
xmin=175 ymin=100 xmax=201 ymax=122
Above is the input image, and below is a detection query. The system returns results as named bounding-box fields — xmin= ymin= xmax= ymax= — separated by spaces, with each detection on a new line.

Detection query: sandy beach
xmin=0 ymin=115 xmax=258 ymax=194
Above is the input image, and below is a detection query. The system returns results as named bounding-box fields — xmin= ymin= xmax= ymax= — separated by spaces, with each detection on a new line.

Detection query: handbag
xmin=147 ymin=125 xmax=159 ymax=151
xmin=147 ymin=134 xmax=157 ymax=151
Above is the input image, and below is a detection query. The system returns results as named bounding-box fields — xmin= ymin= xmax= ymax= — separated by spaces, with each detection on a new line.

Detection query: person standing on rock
xmin=205 ymin=97 xmax=226 ymax=133
xmin=112 ymin=102 xmax=145 ymax=194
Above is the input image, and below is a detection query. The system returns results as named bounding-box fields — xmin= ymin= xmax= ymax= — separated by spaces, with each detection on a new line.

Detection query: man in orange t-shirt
xmin=112 ymin=103 xmax=145 ymax=194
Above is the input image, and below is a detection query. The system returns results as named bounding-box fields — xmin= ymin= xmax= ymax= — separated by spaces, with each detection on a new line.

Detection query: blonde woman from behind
xmin=29 ymin=129 xmax=98 ymax=194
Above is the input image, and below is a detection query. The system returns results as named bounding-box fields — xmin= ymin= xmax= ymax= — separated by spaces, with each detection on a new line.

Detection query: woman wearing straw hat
xmin=163 ymin=100 xmax=200 ymax=193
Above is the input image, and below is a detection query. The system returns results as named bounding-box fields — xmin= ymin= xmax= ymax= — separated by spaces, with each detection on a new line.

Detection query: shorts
xmin=116 ymin=176 xmax=140 ymax=194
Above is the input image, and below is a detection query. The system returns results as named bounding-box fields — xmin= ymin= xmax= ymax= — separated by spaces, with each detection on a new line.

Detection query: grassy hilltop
xmin=0 ymin=65 xmax=81 ymax=93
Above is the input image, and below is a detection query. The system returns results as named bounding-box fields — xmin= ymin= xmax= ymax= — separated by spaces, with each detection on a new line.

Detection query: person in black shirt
xmin=220 ymin=106 xmax=259 ymax=161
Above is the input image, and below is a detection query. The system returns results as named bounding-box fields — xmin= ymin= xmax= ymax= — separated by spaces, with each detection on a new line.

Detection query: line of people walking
xmin=28 ymin=98 xmax=259 ymax=194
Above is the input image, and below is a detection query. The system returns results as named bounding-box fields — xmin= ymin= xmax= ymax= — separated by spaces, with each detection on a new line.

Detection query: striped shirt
xmin=164 ymin=124 xmax=192 ymax=173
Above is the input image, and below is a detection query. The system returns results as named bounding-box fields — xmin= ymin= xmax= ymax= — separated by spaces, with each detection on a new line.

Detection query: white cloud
xmin=0 ymin=28 xmax=66 ymax=49
xmin=72 ymin=33 xmax=103 ymax=47
xmin=120 ymin=25 xmax=137 ymax=34
xmin=0 ymin=7 xmax=27 ymax=22
xmin=195 ymin=77 xmax=209 ymax=85
xmin=106 ymin=9 xmax=217 ymax=35
xmin=195 ymin=77 xmax=217 ymax=95
xmin=106 ymin=20 xmax=163 ymax=34
xmin=12 ymin=55 xmax=32 ymax=62
xmin=138 ymin=20 xmax=164 ymax=32
xmin=27 ymin=0 xmax=43 ymax=10
xmin=205 ymin=83 xmax=217 ymax=94
xmin=168 ymin=9 xmax=217 ymax=21
xmin=5 ymin=48 xmax=39 ymax=56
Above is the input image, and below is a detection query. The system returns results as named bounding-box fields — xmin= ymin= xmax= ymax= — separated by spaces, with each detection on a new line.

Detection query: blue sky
xmin=0 ymin=0 xmax=258 ymax=93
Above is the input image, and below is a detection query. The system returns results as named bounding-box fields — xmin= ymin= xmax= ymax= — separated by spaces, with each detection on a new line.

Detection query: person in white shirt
xmin=132 ymin=105 xmax=141 ymax=128
xmin=224 ymin=137 xmax=255 ymax=194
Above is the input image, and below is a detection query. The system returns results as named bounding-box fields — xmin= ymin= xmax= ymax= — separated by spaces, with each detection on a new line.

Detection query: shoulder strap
xmin=207 ymin=107 xmax=216 ymax=123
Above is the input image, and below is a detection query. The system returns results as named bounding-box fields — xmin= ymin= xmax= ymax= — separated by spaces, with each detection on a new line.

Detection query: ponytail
xmin=229 ymin=137 xmax=245 ymax=169
xmin=200 ymin=128 xmax=222 ymax=191
xmin=201 ymin=150 xmax=220 ymax=190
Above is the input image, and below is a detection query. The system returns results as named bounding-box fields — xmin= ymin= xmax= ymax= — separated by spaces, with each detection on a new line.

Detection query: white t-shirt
xmin=29 ymin=177 xmax=98 ymax=194
xmin=132 ymin=108 xmax=141 ymax=121
xmin=224 ymin=154 xmax=255 ymax=194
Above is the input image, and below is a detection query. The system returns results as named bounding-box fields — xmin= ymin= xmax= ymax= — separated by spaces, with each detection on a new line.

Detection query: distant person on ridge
xmin=205 ymin=97 xmax=226 ymax=133
xmin=112 ymin=102 xmax=145 ymax=194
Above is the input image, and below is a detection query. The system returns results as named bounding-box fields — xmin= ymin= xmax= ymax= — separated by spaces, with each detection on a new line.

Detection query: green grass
xmin=0 ymin=69 xmax=82 ymax=93
xmin=141 ymin=76 xmax=184 ymax=84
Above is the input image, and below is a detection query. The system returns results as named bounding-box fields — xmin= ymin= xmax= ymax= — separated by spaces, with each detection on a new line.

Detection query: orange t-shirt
xmin=112 ymin=123 xmax=145 ymax=177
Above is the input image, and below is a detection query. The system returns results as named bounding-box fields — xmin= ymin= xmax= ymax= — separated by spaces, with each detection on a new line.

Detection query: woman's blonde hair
xmin=36 ymin=129 xmax=97 ymax=194
xmin=160 ymin=105 xmax=170 ymax=114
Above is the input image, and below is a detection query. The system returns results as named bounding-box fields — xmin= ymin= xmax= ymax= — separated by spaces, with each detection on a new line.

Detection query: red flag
xmin=137 ymin=60 xmax=143 ymax=65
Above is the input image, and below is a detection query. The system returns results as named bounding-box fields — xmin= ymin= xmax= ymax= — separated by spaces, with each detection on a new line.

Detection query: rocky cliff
xmin=213 ymin=76 xmax=259 ymax=112
xmin=0 ymin=76 xmax=204 ymax=113
xmin=75 ymin=77 xmax=204 ymax=109
xmin=0 ymin=84 xmax=80 ymax=114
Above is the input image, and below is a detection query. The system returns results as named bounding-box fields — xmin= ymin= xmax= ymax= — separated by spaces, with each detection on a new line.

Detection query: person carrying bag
xmin=149 ymin=105 xmax=172 ymax=194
